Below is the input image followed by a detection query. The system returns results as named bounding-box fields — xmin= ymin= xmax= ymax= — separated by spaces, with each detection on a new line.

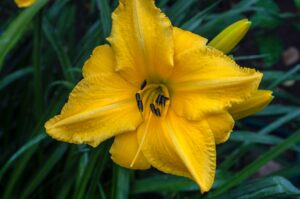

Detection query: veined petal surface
xmin=173 ymin=27 xmax=207 ymax=57
xmin=108 ymin=0 xmax=174 ymax=85
xmin=206 ymin=111 xmax=234 ymax=144
xmin=82 ymin=44 xmax=115 ymax=77
xmin=45 ymin=74 xmax=142 ymax=147
xmin=170 ymin=47 xmax=262 ymax=120
xmin=138 ymin=110 xmax=216 ymax=193
xmin=110 ymin=131 xmax=151 ymax=169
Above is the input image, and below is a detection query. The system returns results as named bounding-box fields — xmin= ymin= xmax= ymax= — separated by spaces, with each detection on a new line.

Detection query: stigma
xmin=134 ymin=80 xmax=170 ymax=118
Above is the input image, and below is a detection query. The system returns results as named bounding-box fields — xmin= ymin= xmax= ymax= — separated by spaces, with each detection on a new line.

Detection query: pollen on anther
xmin=155 ymin=108 xmax=161 ymax=117
xmin=140 ymin=80 xmax=147 ymax=90
xmin=137 ymin=100 xmax=143 ymax=112
xmin=161 ymin=95 xmax=169 ymax=106
xmin=150 ymin=103 xmax=156 ymax=114
xmin=156 ymin=94 xmax=162 ymax=105
xmin=135 ymin=93 xmax=141 ymax=101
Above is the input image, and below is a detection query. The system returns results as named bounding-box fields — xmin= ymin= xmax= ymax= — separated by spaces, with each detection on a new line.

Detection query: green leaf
xmin=132 ymin=175 xmax=198 ymax=194
xmin=274 ymin=88 xmax=300 ymax=106
xmin=85 ymin=142 xmax=110 ymax=198
xmin=0 ymin=133 xmax=46 ymax=181
xmin=45 ymin=80 xmax=74 ymax=99
xmin=22 ymin=144 xmax=68 ymax=198
xmin=74 ymin=21 xmax=103 ymax=68
xmin=209 ymin=130 xmax=300 ymax=198
xmin=74 ymin=141 xmax=110 ymax=199
xmin=214 ymin=176 xmax=300 ymax=199
xmin=231 ymin=131 xmax=300 ymax=152
xmin=32 ymin=12 xmax=43 ymax=117
xmin=234 ymin=54 xmax=270 ymax=61
xmin=256 ymin=34 xmax=284 ymax=67
xmin=96 ymin=0 xmax=112 ymax=38
xmin=132 ymin=171 xmax=229 ymax=194
xmin=258 ymin=109 xmax=300 ymax=135
xmin=263 ymin=70 xmax=300 ymax=84
xmin=98 ymin=183 xmax=107 ymax=199
xmin=0 ymin=0 xmax=49 ymax=69
xmin=0 ymin=67 xmax=32 ymax=91
xmin=111 ymin=165 xmax=131 ymax=199
xmin=267 ymin=64 xmax=300 ymax=89
xmin=166 ymin=0 xmax=197 ymax=23
xmin=42 ymin=17 xmax=74 ymax=82
xmin=271 ymin=163 xmax=300 ymax=178
xmin=181 ymin=0 xmax=221 ymax=31
xmin=219 ymin=109 xmax=300 ymax=170
xmin=295 ymin=0 xmax=300 ymax=10
xmin=256 ymin=105 xmax=300 ymax=116
xmin=198 ymin=0 xmax=257 ymax=37
xmin=231 ymin=131 xmax=282 ymax=145
xmin=251 ymin=0 xmax=282 ymax=29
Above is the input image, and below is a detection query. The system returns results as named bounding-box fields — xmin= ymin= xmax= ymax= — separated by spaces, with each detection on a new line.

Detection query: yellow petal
xmin=173 ymin=27 xmax=207 ymax=57
xmin=45 ymin=73 xmax=142 ymax=147
xmin=138 ymin=110 xmax=216 ymax=193
xmin=206 ymin=112 xmax=234 ymax=144
xmin=170 ymin=47 xmax=262 ymax=120
xmin=82 ymin=45 xmax=115 ymax=78
xmin=110 ymin=131 xmax=151 ymax=170
xmin=15 ymin=0 xmax=36 ymax=7
xmin=208 ymin=19 xmax=251 ymax=54
xmin=229 ymin=90 xmax=273 ymax=120
xmin=108 ymin=0 xmax=174 ymax=85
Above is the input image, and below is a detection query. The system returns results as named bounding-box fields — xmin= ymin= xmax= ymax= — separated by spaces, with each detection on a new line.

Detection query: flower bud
xmin=208 ymin=19 xmax=251 ymax=54
xmin=15 ymin=0 xmax=37 ymax=8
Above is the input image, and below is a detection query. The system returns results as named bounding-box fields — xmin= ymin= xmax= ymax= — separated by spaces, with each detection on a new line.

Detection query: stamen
xmin=134 ymin=83 xmax=170 ymax=117
xmin=161 ymin=95 xmax=169 ymax=106
xmin=155 ymin=94 xmax=162 ymax=105
xmin=135 ymin=93 xmax=143 ymax=112
xmin=137 ymin=100 xmax=143 ymax=112
xmin=150 ymin=103 xmax=156 ymax=114
xmin=140 ymin=80 xmax=147 ymax=90
xmin=130 ymin=113 xmax=152 ymax=168
xmin=155 ymin=108 xmax=161 ymax=117
xmin=135 ymin=93 xmax=141 ymax=101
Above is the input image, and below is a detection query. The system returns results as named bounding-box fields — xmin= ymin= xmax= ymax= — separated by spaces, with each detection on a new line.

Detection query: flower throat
xmin=135 ymin=80 xmax=170 ymax=118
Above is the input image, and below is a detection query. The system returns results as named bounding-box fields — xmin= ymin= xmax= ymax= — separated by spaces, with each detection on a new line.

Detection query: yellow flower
xmin=15 ymin=0 xmax=37 ymax=8
xmin=45 ymin=0 xmax=272 ymax=193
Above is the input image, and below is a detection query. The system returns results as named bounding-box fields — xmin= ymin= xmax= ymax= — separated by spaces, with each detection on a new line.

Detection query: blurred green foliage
xmin=0 ymin=0 xmax=300 ymax=198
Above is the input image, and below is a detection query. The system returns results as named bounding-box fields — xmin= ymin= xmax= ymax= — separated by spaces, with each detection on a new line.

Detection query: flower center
xmin=135 ymin=80 xmax=170 ymax=118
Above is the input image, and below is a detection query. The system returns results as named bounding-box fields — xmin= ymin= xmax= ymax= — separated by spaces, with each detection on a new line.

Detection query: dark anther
xmin=140 ymin=80 xmax=147 ymax=90
xmin=156 ymin=94 xmax=162 ymax=105
xmin=135 ymin=93 xmax=141 ymax=101
xmin=161 ymin=97 xmax=165 ymax=106
xmin=161 ymin=95 xmax=169 ymax=106
xmin=150 ymin=103 xmax=156 ymax=114
xmin=155 ymin=108 xmax=161 ymax=117
xmin=137 ymin=100 xmax=143 ymax=112
xmin=163 ymin=96 xmax=169 ymax=100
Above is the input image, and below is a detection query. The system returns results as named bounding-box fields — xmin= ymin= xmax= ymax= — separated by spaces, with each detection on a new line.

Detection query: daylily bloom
xmin=45 ymin=0 xmax=272 ymax=193
xmin=15 ymin=0 xmax=36 ymax=8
